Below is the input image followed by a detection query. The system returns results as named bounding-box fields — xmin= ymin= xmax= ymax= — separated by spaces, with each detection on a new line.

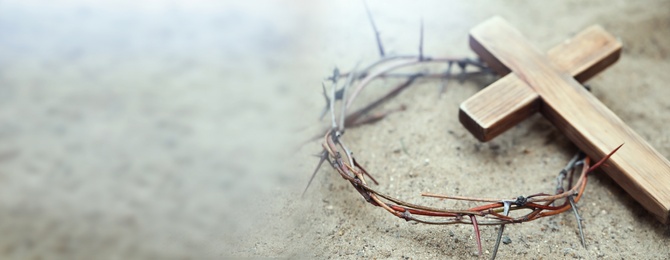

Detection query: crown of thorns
xmin=304 ymin=6 xmax=620 ymax=258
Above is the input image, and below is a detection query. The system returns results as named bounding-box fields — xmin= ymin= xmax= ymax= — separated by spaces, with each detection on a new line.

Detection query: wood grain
xmin=466 ymin=16 xmax=670 ymax=223
xmin=460 ymin=25 xmax=621 ymax=142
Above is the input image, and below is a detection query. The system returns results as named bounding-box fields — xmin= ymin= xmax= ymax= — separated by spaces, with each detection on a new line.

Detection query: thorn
xmin=502 ymin=201 xmax=512 ymax=216
xmin=330 ymin=130 xmax=340 ymax=144
xmin=334 ymin=87 xmax=345 ymax=100
xmin=327 ymin=67 xmax=340 ymax=83
xmin=457 ymin=60 xmax=467 ymax=70
xmin=492 ymin=205 xmax=510 ymax=260
xmin=418 ymin=18 xmax=424 ymax=61
xmin=319 ymin=82 xmax=331 ymax=120
xmin=363 ymin=0 xmax=385 ymax=57
xmin=457 ymin=60 xmax=467 ymax=83
xmin=569 ymin=196 xmax=587 ymax=249
xmin=587 ymin=143 xmax=623 ymax=172
xmin=439 ymin=61 xmax=454 ymax=96
xmin=491 ymin=224 xmax=506 ymax=260
xmin=303 ymin=149 xmax=329 ymax=197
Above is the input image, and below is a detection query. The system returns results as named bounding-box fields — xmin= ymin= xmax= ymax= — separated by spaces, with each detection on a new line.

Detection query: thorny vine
xmin=304 ymin=2 xmax=621 ymax=259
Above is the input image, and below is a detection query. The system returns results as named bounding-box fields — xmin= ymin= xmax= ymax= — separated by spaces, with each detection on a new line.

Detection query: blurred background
xmin=1 ymin=0 xmax=668 ymax=259
xmin=0 ymin=0 xmax=324 ymax=258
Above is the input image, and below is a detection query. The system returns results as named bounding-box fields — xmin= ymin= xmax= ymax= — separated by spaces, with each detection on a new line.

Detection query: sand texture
xmin=0 ymin=0 xmax=669 ymax=259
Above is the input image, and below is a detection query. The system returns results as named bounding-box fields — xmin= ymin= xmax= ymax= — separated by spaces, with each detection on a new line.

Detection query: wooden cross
xmin=460 ymin=17 xmax=670 ymax=223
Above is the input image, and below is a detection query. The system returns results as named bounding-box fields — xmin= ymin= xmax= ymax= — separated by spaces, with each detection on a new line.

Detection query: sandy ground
xmin=0 ymin=0 xmax=669 ymax=259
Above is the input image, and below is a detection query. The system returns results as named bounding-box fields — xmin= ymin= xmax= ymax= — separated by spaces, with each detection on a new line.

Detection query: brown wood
xmin=462 ymin=16 xmax=670 ymax=223
xmin=460 ymin=25 xmax=622 ymax=142
xmin=460 ymin=76 xmax=539 ymax=142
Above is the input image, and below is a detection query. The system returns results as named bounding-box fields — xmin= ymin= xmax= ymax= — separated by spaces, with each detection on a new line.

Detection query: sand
xmin=0 ymin=0 xmax=668 ymax=259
